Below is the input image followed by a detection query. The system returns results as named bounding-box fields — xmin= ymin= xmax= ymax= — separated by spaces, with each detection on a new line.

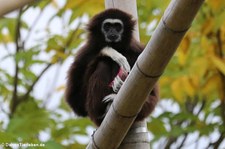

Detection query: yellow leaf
xmin=65 ymin=0 xmax=104 ymax=15
xmin=201 ymin=36 xmax=214 ymax=54
xmin=56 ymin=85 xmax=65 ymax=92
xmin=65 ymin=0 xmax=85 ymax=9
xmin=221 ymin=24 xmax=225 ymax=43
xmin=2 ymin=34 xmax=12 ymax=43
xmin=202 ymin=75 xmax=220 ymax=96
xmin=190 ymin=75 xmax=200 ymax=89
xmin=159 ymin=77 xmax=172 ymax=86
xmin=201 ymin=18 xmax=214 ymax=35
xmin=207 ymin=0 xmax=225 ymax=11
xmin=177 ymin=51 xmax=187 ymax=66
xmin=51 ymin=0 xmax=59 ymax=8
xmin=56 ymin=51 xmax=67 ymax=59
xmin=179 ymin=36 xmax=190 ymax=53
xmin=182 ymin=76 xmax=195 ymax=97
xmin=177 ymin=36 xmax=190 ymax=66
xmin=210 ymin=55 xmax=225 ymax=75
xmin=171 ymin=79 xmax=184 ymax=102
xmin=190 ymin=57 xmax=208 ymax=78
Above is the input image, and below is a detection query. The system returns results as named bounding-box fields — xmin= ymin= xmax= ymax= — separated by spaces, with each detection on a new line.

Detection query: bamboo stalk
xmin=88 ymin=0 xmax=205 ymax=148
xmin=118 ymin=120 xmax=150 ymax=149
xmin=0 ymin=0 xmax=35 ymax=16
xmin=105 ymin=0 xmax=140 ymax=41
xmin=105 ymin=1 xmax=150 ymax=148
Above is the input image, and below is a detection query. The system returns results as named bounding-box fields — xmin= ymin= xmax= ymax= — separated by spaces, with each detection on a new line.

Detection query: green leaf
xmin=148 ymin=118 xmax=167 ymax=137
xmin=33 ymin=0 xmax=51 ymax=10
xmin=46 ymin=35 xmax=65 ymax=52
xmin=0 ymin=131 xmax=17 ymax=142
xmin=68 ymin=143 xmax=87 ymax=149
xmin=44 ymin=140 xmax=64 ymax=149
xmin=0 ymin=18 xmax=28 ymax=43
xmin=60 ymin=0 xmax=104 ymax=24
xmin=51 ymin=118 xmax=92 ymax=142
xmin=169 ymin=126 xmax=184 ymax=137
xmin=6 ymin=100 xmax=50 ymax=140
xmin=210 ymin=55 xmax=225 ymax=75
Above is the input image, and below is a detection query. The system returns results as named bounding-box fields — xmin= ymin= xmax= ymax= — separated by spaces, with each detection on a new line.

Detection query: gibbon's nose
xmin=108 ymin=34 xmax=118 ymax=41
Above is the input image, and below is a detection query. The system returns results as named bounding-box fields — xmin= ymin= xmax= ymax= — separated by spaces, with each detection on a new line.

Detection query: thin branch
xmin=0 ymin=102 xmax=9 ymax=115
xmin=21 ymin=63 xmax=52 ymax=101
xmin=11 ymin=9 xmax=23 ymax=115
xmin=23 ymin=9 xmax=44 ymax=46
xmin=42 ymin=24 xmax=81 ymax=106
xmin=215 ymin=29 xmax=223 ymax=57
xmin=207 ymin=133 xmax=225 ymax=149
xmin=65 ymin=23 xmax=81 ymax=51
xmin=2 ymin=41 xmax=11 ymax=56
xmin=165 ymin=137 xmax=176 ymax=149
xmin=196 ymin=99 xmax=206 ymax=116
xmin=177 ymin=134 xmax=188 ymax=149
xmin=165 ymin=99 xmax=205 ymax=148
xmin=22 ymin=1 xmax=50 ymax=48
xmin=216 ymin=29 xmax=225 ymax=133
xmin=42 ymin=64 xmax=62 ymax=107
xmin=203 ymin=29 xmax=225 ymax=149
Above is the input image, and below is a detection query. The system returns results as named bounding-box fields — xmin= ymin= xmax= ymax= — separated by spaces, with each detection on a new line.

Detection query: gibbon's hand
xmin=112 ymin=75 xmax=124 ymax=93
xmin=110 ymin=67 xmax=129 ymax=93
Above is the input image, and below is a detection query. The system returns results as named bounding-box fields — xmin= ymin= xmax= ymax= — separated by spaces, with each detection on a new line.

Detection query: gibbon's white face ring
xmin=101 ymin=19 xmax=124 ymax=42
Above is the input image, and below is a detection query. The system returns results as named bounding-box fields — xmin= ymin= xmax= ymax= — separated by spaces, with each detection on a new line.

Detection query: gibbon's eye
xmin=114 ymin=23 xmax=122 ymax=32
xmin=103 ymin=22 xmax=111 ymax=32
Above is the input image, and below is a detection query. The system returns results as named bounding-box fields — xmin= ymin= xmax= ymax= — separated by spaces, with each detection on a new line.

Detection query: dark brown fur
xmin=65 ymin=9 xmax=159 ymax=126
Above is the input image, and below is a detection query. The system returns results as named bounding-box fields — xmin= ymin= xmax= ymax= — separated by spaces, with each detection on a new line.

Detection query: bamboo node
xmin=90 ymin=129 xmax=100 ymax=149
xmin=162 ymin=16 xmax=190 ymax=33
xmin=130 ymin=126 xmax=148 ymax=133
xmin=112 ymin=102 xmax=138 ymax=118
xmin=136 ymin=62 xmax=162 ymax=78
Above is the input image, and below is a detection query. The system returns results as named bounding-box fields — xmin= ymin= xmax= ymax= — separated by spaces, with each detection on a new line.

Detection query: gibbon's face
xmin=101 ymin=19 xmax=124 ymax=43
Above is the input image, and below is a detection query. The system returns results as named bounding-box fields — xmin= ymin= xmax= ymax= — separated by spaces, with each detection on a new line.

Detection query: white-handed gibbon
xmin=65 ymin=9 xmax=159 ymax=126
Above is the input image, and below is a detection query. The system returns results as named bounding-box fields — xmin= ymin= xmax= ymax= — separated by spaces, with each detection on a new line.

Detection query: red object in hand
xmin=117 ymin=67 xmax=128 ymax=81
xmin=109 ymin=67 xmax=129 ymax=87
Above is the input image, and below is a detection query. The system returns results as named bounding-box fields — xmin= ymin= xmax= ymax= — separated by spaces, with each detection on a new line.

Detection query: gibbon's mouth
xmin=106 ymin=34 xmax=121 ymax=42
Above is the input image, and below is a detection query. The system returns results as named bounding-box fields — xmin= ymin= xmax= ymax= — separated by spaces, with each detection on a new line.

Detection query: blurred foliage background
xmin=0 ymin=0 xmax=224 ymax=148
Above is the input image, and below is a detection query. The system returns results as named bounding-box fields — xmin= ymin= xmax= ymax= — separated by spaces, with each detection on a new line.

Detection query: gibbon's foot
xmin=102 ymin=93 xmax=117 ymax=117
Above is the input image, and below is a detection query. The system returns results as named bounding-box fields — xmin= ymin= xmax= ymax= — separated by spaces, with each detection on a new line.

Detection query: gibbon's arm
xmin=86 ymin=58 xmax=119 ymax=126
